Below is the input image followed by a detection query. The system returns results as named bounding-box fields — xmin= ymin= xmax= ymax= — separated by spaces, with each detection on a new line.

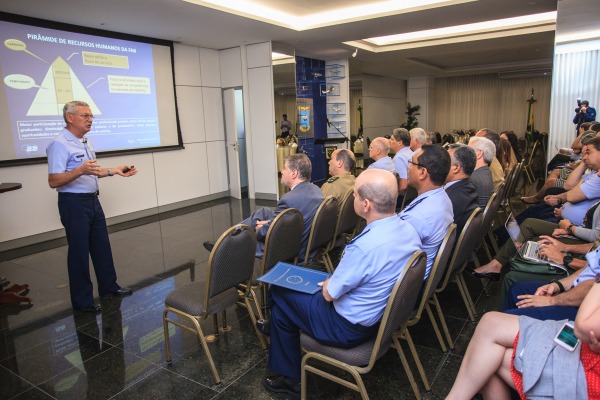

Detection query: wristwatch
xmin=563 ymin=255 xmax=573 ymax=268
xmin=557 ymin=198 xmax=563 ymax=206
xmin=550 ymin=279 xmax=565 ymax=293
xmin=107 ymin=168 xmax=113 ymax=177
xmin=567 ymin=224 xmax=576 ymax=235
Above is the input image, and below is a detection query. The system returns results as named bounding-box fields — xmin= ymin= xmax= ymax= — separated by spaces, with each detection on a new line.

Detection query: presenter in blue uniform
xmin=260 ymin=169 xmax=422 ymax=398
xmin=47 ymin=101 xmax=137 ymax=313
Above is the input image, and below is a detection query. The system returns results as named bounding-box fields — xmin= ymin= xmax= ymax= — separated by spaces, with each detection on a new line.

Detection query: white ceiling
xmin=1 ymin=0 xmax=558 ymax=81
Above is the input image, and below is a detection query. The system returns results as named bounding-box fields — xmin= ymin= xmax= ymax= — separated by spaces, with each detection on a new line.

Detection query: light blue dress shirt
xmin=368 ymin=156 xmax=396 ymax=174
xmin=393 ymin=147 xmax=413 ymax=179
xmin=47 ymin=129 xmax=99 ymax=193
xmin=326 ymin=215 xmax=421 ymax=326
xmin=399 ymin=187 xmax=454 ymax=279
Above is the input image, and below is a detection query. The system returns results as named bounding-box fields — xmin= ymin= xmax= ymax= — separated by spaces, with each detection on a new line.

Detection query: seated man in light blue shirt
xmin=389 ymin=128 xmax=413 ymax=196
xmin=400 ymin=145 xmax=454 ymax=279
xmin=261 ymin=169 xmax=421 ymax=398
xmin=367 ymin=137 xmax=396 ymax=173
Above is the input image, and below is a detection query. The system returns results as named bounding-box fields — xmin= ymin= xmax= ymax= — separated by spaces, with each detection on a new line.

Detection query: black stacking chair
xmin=302 ymin=196 xmax=338 ymax=270
xmin=162 ymin=224 xmax=266 ymax=384
xmin=322 ymin=190 xmax=359 ymax=271
xmin=300 ymin=250 xmax=426 ymax=400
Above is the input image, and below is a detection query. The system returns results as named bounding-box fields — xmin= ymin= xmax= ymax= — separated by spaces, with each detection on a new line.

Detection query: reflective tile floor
xmin=0 ymin=197 xmax=504 ymax=399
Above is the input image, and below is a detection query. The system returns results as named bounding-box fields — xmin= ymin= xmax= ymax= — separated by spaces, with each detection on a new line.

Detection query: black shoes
xmin=102 ymin=287 xmax=133 ymax=298
xmin=256 ymin=319 xmax=271 ymax=336
xmin=75 ymin=303 xmax=102 ymax=313
xmin=470 ymin=271 xmax=501 ymax=281
xmin=262 ymin=375 xmax=300 ymax=399
xmin=203 ymin=241 xmax=215 ymax=252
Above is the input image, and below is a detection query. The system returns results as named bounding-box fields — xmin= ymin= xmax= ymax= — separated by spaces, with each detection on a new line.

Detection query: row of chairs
xmin=161 ymin=174 xmax=510 ymax=397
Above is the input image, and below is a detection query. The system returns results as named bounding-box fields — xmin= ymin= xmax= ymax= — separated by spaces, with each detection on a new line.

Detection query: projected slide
xmin=0 ymin=19 xmax=167 ymax=160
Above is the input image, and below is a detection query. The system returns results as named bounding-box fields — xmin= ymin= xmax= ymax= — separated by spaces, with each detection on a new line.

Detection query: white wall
xmin=361 ymin=75 xmax=406 ymax=140
xmin=0 ymin=42 xmax=278 ymax=250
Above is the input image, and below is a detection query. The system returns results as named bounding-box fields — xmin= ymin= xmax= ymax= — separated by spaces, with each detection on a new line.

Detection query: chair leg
xmin=162 ymin=309 xmax=173 ymax=362
xmin=392 ymin=337 xmax=422 ymax=400
xmin=424 ymin=303 xmax=447 ymax=352
xmin=242 ymin=296 xmax=268 ymax=349
xmin=249 ymin=288 xmax=265 ymax=321
xmin=191 ymin=316 xmax=222 ymax=384
xmin=219 ymin=310 xmax=232 ymax=333
xmin=430 ymin=294 xmax=454 ymax=349
xmin=455 ymin=275 xmax=476 ymax=321
xmin=403 ymin=328 xmax=430 ymax=391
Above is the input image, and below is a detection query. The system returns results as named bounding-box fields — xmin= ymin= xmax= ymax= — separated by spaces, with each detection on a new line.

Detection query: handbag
xmin=508 ymin=255 xmax=569 ymax=277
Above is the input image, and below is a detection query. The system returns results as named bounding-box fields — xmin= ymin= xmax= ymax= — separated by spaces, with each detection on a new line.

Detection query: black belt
xmin=58 ymin=191 xmax=99 ymax=198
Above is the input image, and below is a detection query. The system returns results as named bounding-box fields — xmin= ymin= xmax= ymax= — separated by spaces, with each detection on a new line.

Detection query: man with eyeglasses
xmin=366 ymin=137 xmax=396 ymax=173
xmin=399 ymin=145 xmax=454 ymax=279
xmin=46 ymin=101 xmax=137 ymax=313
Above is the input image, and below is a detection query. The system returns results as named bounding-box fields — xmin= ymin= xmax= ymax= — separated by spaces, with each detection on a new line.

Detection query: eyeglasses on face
xmin=70 ymin=113 xmax=95 ymax=119
xmin=408 ymin=159 xmax=425 ymax=168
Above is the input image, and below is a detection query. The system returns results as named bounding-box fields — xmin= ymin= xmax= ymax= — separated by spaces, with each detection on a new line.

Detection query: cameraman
xmin=574 ymin=99 xmax=597 ymax=135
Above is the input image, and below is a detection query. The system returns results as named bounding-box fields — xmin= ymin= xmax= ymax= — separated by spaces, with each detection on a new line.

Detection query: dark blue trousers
xmin=503 ymin=280 xmax=579 ymax=320
xmin=58 ymin=192 xmax=120 ymax=308
xmin=267 ymin=285 xmax=379 ymax=379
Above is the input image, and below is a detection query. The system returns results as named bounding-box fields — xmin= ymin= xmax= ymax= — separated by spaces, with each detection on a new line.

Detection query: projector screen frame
xmin=0 ymin=11 xmax=184 ymax=168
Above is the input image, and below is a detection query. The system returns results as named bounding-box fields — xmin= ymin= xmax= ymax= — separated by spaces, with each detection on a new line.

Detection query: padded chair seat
xmin=165 ymin=282 xmax=239 ymax=316
xmin=301 ymin=333 xmax=390 ymax=367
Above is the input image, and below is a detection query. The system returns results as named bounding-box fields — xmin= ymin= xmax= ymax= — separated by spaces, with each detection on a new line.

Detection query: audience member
xmin=321 ymin=148 xmax=356 ymax=205
xmin=444 ymin=144 xmax=478 ymax=233
xmin=500 ymin=131 xmax=522 ymax=162
xmin=389 ymin=128 xmax=412 ymax=196
xmin=409 ymin=127 xmax=427 ymax=153
xmin=502 ymin=243 xmax=600 ymax=321
xmin=399 ymin=145 xmax=453 ymax=279
xmin=204 ymin=154 xmax=323 ymax=263
xmin=497 ymin=138 xmax=516 ymax=173
xmin=447 ymin=281 xmax=600 ymax=399
xmin=476 ymin=128 xmax=504 ymax=190
xmin=468 ymin=136 xmax=495 ymax=208
xmin=367 ymin=137 xmax=396 ymax=173
xmin=260 ymin=169 xmax=421 ymax=398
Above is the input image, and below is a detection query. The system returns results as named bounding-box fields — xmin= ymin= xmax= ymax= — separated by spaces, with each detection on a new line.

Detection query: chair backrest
xmin=505 ymin=162 xmax=523 ymax=200
xmin=261 ymin=208 xmax=304 ymax=274
xmin=411 ymin=224 xmax=457 ymax=324
xmin=437 ymin=208 xmax=483 ymax=292
xmin=205 ymin=225 xmax=256 ymax=303
xmin=371 ymin=250 xmax=427 ymax=362
xmin=302 ymin=196 xmax=338 ymax=266
xmin=399 ymin=185 xmax=418 ymax=211
xmin=328 ymin=190 xmax=359 ymax=249
xmin=479 ymin=192 xmax=500 ymax=236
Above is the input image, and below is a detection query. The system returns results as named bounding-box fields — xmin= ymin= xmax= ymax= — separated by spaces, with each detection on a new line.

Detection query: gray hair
xmin=410 ymin=128 xmax=427 ymax=147
xmin=449 ymin=143 xmax=476 ymax=176
xmin=426 ymin=131 xmax=437 ymax=144
xmin=581 ymin=131 xmax=598 ymax=145
xmin=285 ymin=153 xmax=312 ymax=180
xmin=63 ymin=101 xmax=89 ymax=123
xmin=392 ymin=128 xmax=410 ymax=146
xmin=469 ymin=136 xmax=496 ymax=164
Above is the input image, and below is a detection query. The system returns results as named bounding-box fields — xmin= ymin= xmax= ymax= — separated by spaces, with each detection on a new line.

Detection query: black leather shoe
xmin=256 ymin=319 xmax=270 ymax=336
xmin=203 ymin=241 xmax=215 ymax=252
xmin=470 ymin=271 xmax=501 ymax=281
xmin=103 ymin=287 xmax=133 ymax=298
xmin=262 ymin=375 xmax=300 ymax=399
xmin=75 ymin=303 xmax=102 ymax=313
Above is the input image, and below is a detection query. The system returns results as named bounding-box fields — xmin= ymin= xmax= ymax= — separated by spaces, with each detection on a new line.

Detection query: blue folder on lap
xmin=257 ymin=262 xmax=331 ymax=294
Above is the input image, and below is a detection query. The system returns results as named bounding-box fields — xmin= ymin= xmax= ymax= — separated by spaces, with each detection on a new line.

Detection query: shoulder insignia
xmin=326 ymin=176 xmax=339 ymax=183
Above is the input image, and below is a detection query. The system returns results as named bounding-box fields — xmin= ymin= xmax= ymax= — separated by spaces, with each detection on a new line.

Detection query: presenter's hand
xmin=115 ymin=165 xmax=138 ymax=177
xmin=81 ymin=160 xmax=102 ymax=177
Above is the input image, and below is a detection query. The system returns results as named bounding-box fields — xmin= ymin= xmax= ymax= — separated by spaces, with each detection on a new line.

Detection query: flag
xmin=526 ymin=89 xmax=536 ymax=142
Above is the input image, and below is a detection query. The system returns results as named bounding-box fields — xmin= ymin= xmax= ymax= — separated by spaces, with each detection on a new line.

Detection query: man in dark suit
xmin=445 ymin=144 xmax=479 ymax=233
xmin=468 ymin=136 xmax=495 ymax=208
xmin=204 ymin=153 xmax=324 ymax=262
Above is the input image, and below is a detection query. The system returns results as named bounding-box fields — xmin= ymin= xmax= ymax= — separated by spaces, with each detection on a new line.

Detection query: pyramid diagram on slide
xmin=27 ymin=56 xmax=100 ymax=116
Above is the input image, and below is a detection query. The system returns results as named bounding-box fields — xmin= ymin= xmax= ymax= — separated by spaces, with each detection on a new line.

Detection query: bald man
xmin=261 ymin=169 xmax=421 ymax=398
xmin=367 ymin=137 xmax=396 ymax=173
